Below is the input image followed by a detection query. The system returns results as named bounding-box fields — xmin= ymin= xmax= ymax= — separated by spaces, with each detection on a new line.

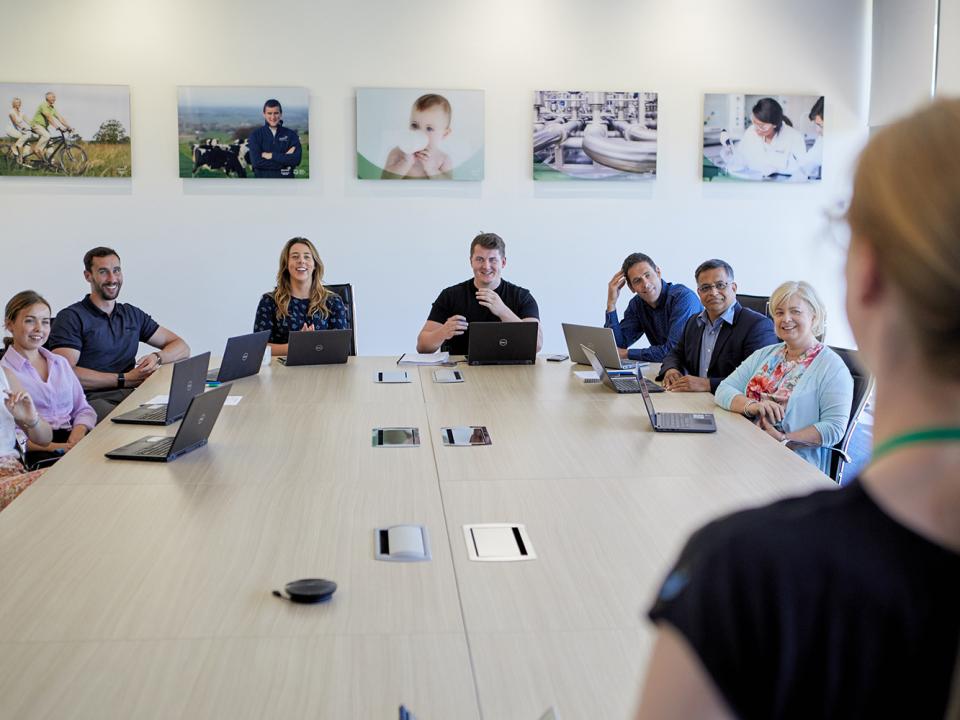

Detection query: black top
xmin=426 ymin=278 xmax=539 ymax=355
xmin=649 ymin=479 xmax=960 ymax=719
xmin=48 ymin=295 xmax=160 ymax=374
xmin=656 ymin=303 xmax=779 ymax=393
xmin=254 ymin=293 xmax=349 ymax=345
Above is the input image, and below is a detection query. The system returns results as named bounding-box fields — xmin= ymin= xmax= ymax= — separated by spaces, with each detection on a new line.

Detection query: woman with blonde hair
xmin=634 ymin=99 xmax=960 ymax=719
xmin=713 ymin=279 xmax=853 ymax=474
xmin=5 ymin=97 xmax=33 ymax=164
xmin=253 ymin=237 xmax=348 ymax=357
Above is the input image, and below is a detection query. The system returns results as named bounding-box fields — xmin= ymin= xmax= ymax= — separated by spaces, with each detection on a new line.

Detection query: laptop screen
xmin=580 ymin=345 xmax=612 ymax=388
xmin=639 ymin=378 xmax=658 ymax=423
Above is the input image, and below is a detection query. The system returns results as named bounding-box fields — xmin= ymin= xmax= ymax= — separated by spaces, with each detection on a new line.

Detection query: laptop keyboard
xmin=658 ymin=413 xmax=699 ymax=430
xmin=136 ymin=406 xmax=169 ymax=422
xmin=135 ymin=438 xmax=174 ymax=457
xmin=611 ymin=377 xmax=642 ymax=393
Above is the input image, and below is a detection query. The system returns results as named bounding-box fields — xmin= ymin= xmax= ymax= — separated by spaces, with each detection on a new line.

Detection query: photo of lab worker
xmin=356 ymin=88 xmax=484 ymax=181
xmin=702 ymin=93 xmax=824 ymax=182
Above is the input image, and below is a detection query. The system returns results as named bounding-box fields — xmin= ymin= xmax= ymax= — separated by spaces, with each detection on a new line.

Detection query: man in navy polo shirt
xmin=49 ymin=247 xmax=190 ymax=422
xmin=605 ymin=252 xmax=702 ymax=363
xmin=247 ymin=99 xmax=303 ymax=179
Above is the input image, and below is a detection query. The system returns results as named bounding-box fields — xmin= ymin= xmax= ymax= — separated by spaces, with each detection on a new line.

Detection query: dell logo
xmin=241 ymin=352 xmax=249 ymax=362
xmin=499 ymin=339 xmax=508 ymax=347
xmin=198 ymin=414 xmax=206 ymax=425
xmin=315 ymin=344 xmax=324 ymax=352
xmin=186 ymin=380 xmax=193 ymax=392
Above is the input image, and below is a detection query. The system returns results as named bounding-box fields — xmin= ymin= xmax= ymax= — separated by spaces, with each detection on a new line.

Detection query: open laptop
xmin=207 ymin=330 xmax=270 ymax=382
xmin=467 ymin=322 xmax=537 ymax=366
xmin=581 ymin=344 xmax=663 ymax=394
xmin=105 ymin=383 xmax=231 ymax=461
xmin=639 ymin=376 xmax=717 ymax=433
xmin=562 ymin=323 xmax=638 ymax=370
xmin=111 ymin=352 xmax=211 ymax=425
xmin=280 ymin=329 xmax=352 ymax=366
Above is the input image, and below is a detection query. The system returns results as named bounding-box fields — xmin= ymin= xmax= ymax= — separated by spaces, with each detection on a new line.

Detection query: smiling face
xmin=471 ymin=246 xmax=505 ymax=289
xmin=85 ymin=254 xmax=123 ymax=301
xmin=409 ymin=105 xmax=451 ymax=150
xmin=626 ymin=261 xmax=663 ymax=306
xmin=263 ymin=105 xmax=282 ymax=128
xmin=286 ymin=242 xmax=316 ymax=286
xmin=696 ymin=266 xmax=737 ymax=320
xmin=6 ymin=302 xmax=52 ymax=352
xmin=772 ymin=294 xmax=817 ymax=348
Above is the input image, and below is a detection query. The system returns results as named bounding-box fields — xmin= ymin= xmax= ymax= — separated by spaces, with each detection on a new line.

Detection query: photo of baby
xmin=357 ymin=88 xmax=484 ymax=181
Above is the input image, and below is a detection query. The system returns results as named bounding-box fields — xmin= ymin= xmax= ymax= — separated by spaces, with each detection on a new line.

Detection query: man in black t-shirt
xmin=416 ymin=232 xmax=542 ymax=356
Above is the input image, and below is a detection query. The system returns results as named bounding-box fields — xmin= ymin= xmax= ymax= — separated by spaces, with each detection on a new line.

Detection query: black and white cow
xmin=191 ymin=139 xmax=249 ymax=178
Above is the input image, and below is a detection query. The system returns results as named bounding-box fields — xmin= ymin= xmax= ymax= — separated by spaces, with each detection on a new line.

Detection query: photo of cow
xmin=178 ymin=86 xmax=309 ymax=179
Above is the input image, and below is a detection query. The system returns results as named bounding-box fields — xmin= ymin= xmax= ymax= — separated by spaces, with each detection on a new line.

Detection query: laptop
xmin=639 ymin=376 xmax=717 ymax=433
xmin=562 ymin=323 xmax=638 ymax=370
xmin=111 ymin=352 xmax=211 ymax=425
xmin=207 ymin=330 xmax=270 ymax=382
xmin=280 ymin=329 xmax=352 ymax=366
xmin=467 ymin=322 xmax=538 ymax=365
xmin=581 ymin=344 xmax=663 ymax=395
xmin=105 ymin=383 xmax=231 ymax=461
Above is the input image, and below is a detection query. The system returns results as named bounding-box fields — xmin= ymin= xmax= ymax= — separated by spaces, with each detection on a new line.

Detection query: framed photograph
xmin=533 ymin=91 xmax=658 ymax=181
xmin=0 ymin=83 xmax=131 ymax=177
xmin=703 ymin=93 xmax=824 ymax=182
xmin=357 ymin=88 xmax=484 ymax=181
xmin=178 ymin=86 xmax=309 ymax=179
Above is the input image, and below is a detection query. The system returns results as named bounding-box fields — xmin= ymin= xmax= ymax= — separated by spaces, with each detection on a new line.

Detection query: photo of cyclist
xmin=31 ymin=91 xmax=73 ymax=163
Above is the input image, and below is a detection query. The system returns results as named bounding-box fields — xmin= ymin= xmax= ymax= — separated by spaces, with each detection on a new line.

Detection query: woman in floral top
xmin=715 ymin=281 xmax=853 ymax=474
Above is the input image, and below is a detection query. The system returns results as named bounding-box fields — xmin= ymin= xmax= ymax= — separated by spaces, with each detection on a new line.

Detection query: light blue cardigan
xmin=715 ymin=343 xmax=854 ymax=475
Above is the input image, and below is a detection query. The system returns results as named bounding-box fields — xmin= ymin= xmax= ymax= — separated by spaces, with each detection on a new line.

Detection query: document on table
xmin=574 ymin=370 xmax=600 ymax=382
xmin=397 ymin=352 xmax=450 ymax=366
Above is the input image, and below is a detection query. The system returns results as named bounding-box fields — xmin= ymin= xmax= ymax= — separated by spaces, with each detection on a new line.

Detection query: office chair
xmin=736 ymin=293 xmax=769 ymax=317
xmin=326 ymin=283 xmax=357 ymax=356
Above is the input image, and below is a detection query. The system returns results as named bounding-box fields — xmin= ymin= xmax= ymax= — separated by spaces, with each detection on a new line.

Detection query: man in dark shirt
xmin=49 ymin=246 xmax=191 ymax=421
xmin=605 ymin=252 xmax=702 ymax=363
xmin=658 ymin=259 xmax=778 ymax=393
xmin=417 ymin=232 xmax=542 ymax=356
xmin=247 ymin=99 xmax=303 ymax=178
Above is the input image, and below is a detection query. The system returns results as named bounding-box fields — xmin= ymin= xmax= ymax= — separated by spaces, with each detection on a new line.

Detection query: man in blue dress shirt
xmin=605 ymin=252 xmax=702 ymax=363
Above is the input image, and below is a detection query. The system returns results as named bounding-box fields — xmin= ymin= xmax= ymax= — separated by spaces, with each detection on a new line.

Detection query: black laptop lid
xmin=169 ymin=383 xmax=230 ymax=456
xmin=467 ymin=322 xmax=538 ymax=364
xmin=167 ymin=352 xmax=212 ymax=421
xmin=638 ymin=379 xmax=659 ymax=425
xmin=286 ymin=329 xmax=352 ymax=365
xmin=218 ymin=331 xmax=269 ymax=381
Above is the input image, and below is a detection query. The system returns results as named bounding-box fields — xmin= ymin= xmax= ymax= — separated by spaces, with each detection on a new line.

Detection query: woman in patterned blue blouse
xmin=254 ymin=237 xmax=349 ymax=357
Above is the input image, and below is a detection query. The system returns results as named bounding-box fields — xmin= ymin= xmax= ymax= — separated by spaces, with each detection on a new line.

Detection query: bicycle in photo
xmin=0 ymin=128 xmax=88 ymax=175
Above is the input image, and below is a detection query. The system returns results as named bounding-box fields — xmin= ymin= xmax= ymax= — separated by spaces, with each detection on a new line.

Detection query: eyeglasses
xmin=697 ymin=281 xmax=730 ymax=294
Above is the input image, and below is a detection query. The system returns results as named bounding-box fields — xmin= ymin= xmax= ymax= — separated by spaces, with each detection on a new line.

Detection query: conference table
xmin=0 ymin=356 xmax=831 ymax=719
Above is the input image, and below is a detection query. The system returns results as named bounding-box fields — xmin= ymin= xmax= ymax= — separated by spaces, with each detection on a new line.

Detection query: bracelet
xmin=743 ymin=400 xmax=759 ymax=417
xmin=19 ymin=414 xmax=40 ymax=429
xmin=153 ymin=352 xmax=162 ymax=366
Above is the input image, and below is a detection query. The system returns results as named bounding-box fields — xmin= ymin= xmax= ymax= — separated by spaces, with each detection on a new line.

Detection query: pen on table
xmin=396 ymin=353 xmax=406 ymax=366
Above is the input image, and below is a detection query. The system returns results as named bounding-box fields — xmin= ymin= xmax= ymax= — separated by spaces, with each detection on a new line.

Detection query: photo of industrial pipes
xmin=532 ymin=91 xmax=657 ymax=181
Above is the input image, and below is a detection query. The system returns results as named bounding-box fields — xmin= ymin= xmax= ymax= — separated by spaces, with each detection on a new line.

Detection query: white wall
xmin=870 ymin=0 xmax=937 ymax=125
xmin=1 ymin=0 xmax=870 ymax=355
xmin=938 ymin=0 xmax=960 ymax=94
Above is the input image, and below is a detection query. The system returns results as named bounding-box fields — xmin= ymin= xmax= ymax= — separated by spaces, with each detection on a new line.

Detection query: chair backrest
xmin=829 ymin=346 xmax=875 ymax=484
xmin=325 ymin=283 xmax=356 ymax=355
xmin=736 ymin=294 xmax=769 ymax=317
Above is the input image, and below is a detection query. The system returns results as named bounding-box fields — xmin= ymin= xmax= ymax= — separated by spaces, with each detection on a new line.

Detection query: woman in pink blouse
xmin=1 ymin=291 xmax=96 ymax=464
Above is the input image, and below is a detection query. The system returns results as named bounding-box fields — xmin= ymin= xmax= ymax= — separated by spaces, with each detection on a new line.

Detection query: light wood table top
xmin=0 ymin=355 xmax=833 ymax=719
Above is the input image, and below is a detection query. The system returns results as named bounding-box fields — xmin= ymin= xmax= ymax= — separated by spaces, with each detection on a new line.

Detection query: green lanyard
xmin=871 ymin=427 xmax=960 ymax=464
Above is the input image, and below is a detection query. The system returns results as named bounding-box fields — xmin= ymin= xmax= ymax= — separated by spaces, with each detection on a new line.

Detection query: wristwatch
xmin=779 ymin=433 xmax=790 ymax=445
xmin=117 ymin=372 xmax=125 ymax=388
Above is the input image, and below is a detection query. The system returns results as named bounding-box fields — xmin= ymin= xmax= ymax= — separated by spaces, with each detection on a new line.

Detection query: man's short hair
xmin=622 ymin=252 xmax=658 ymax=276
xmin=808 ymin=96 xmax=824 ymax=122
xmin=263 ymin=99 xmax=282 ymax=113
xmin=694 ymin=259 xmax=735 ymax=282
xmin=84 ymin=246 xmax=120 ymax=272
xmin=470 ymin=232 xmax=506 ymax=258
